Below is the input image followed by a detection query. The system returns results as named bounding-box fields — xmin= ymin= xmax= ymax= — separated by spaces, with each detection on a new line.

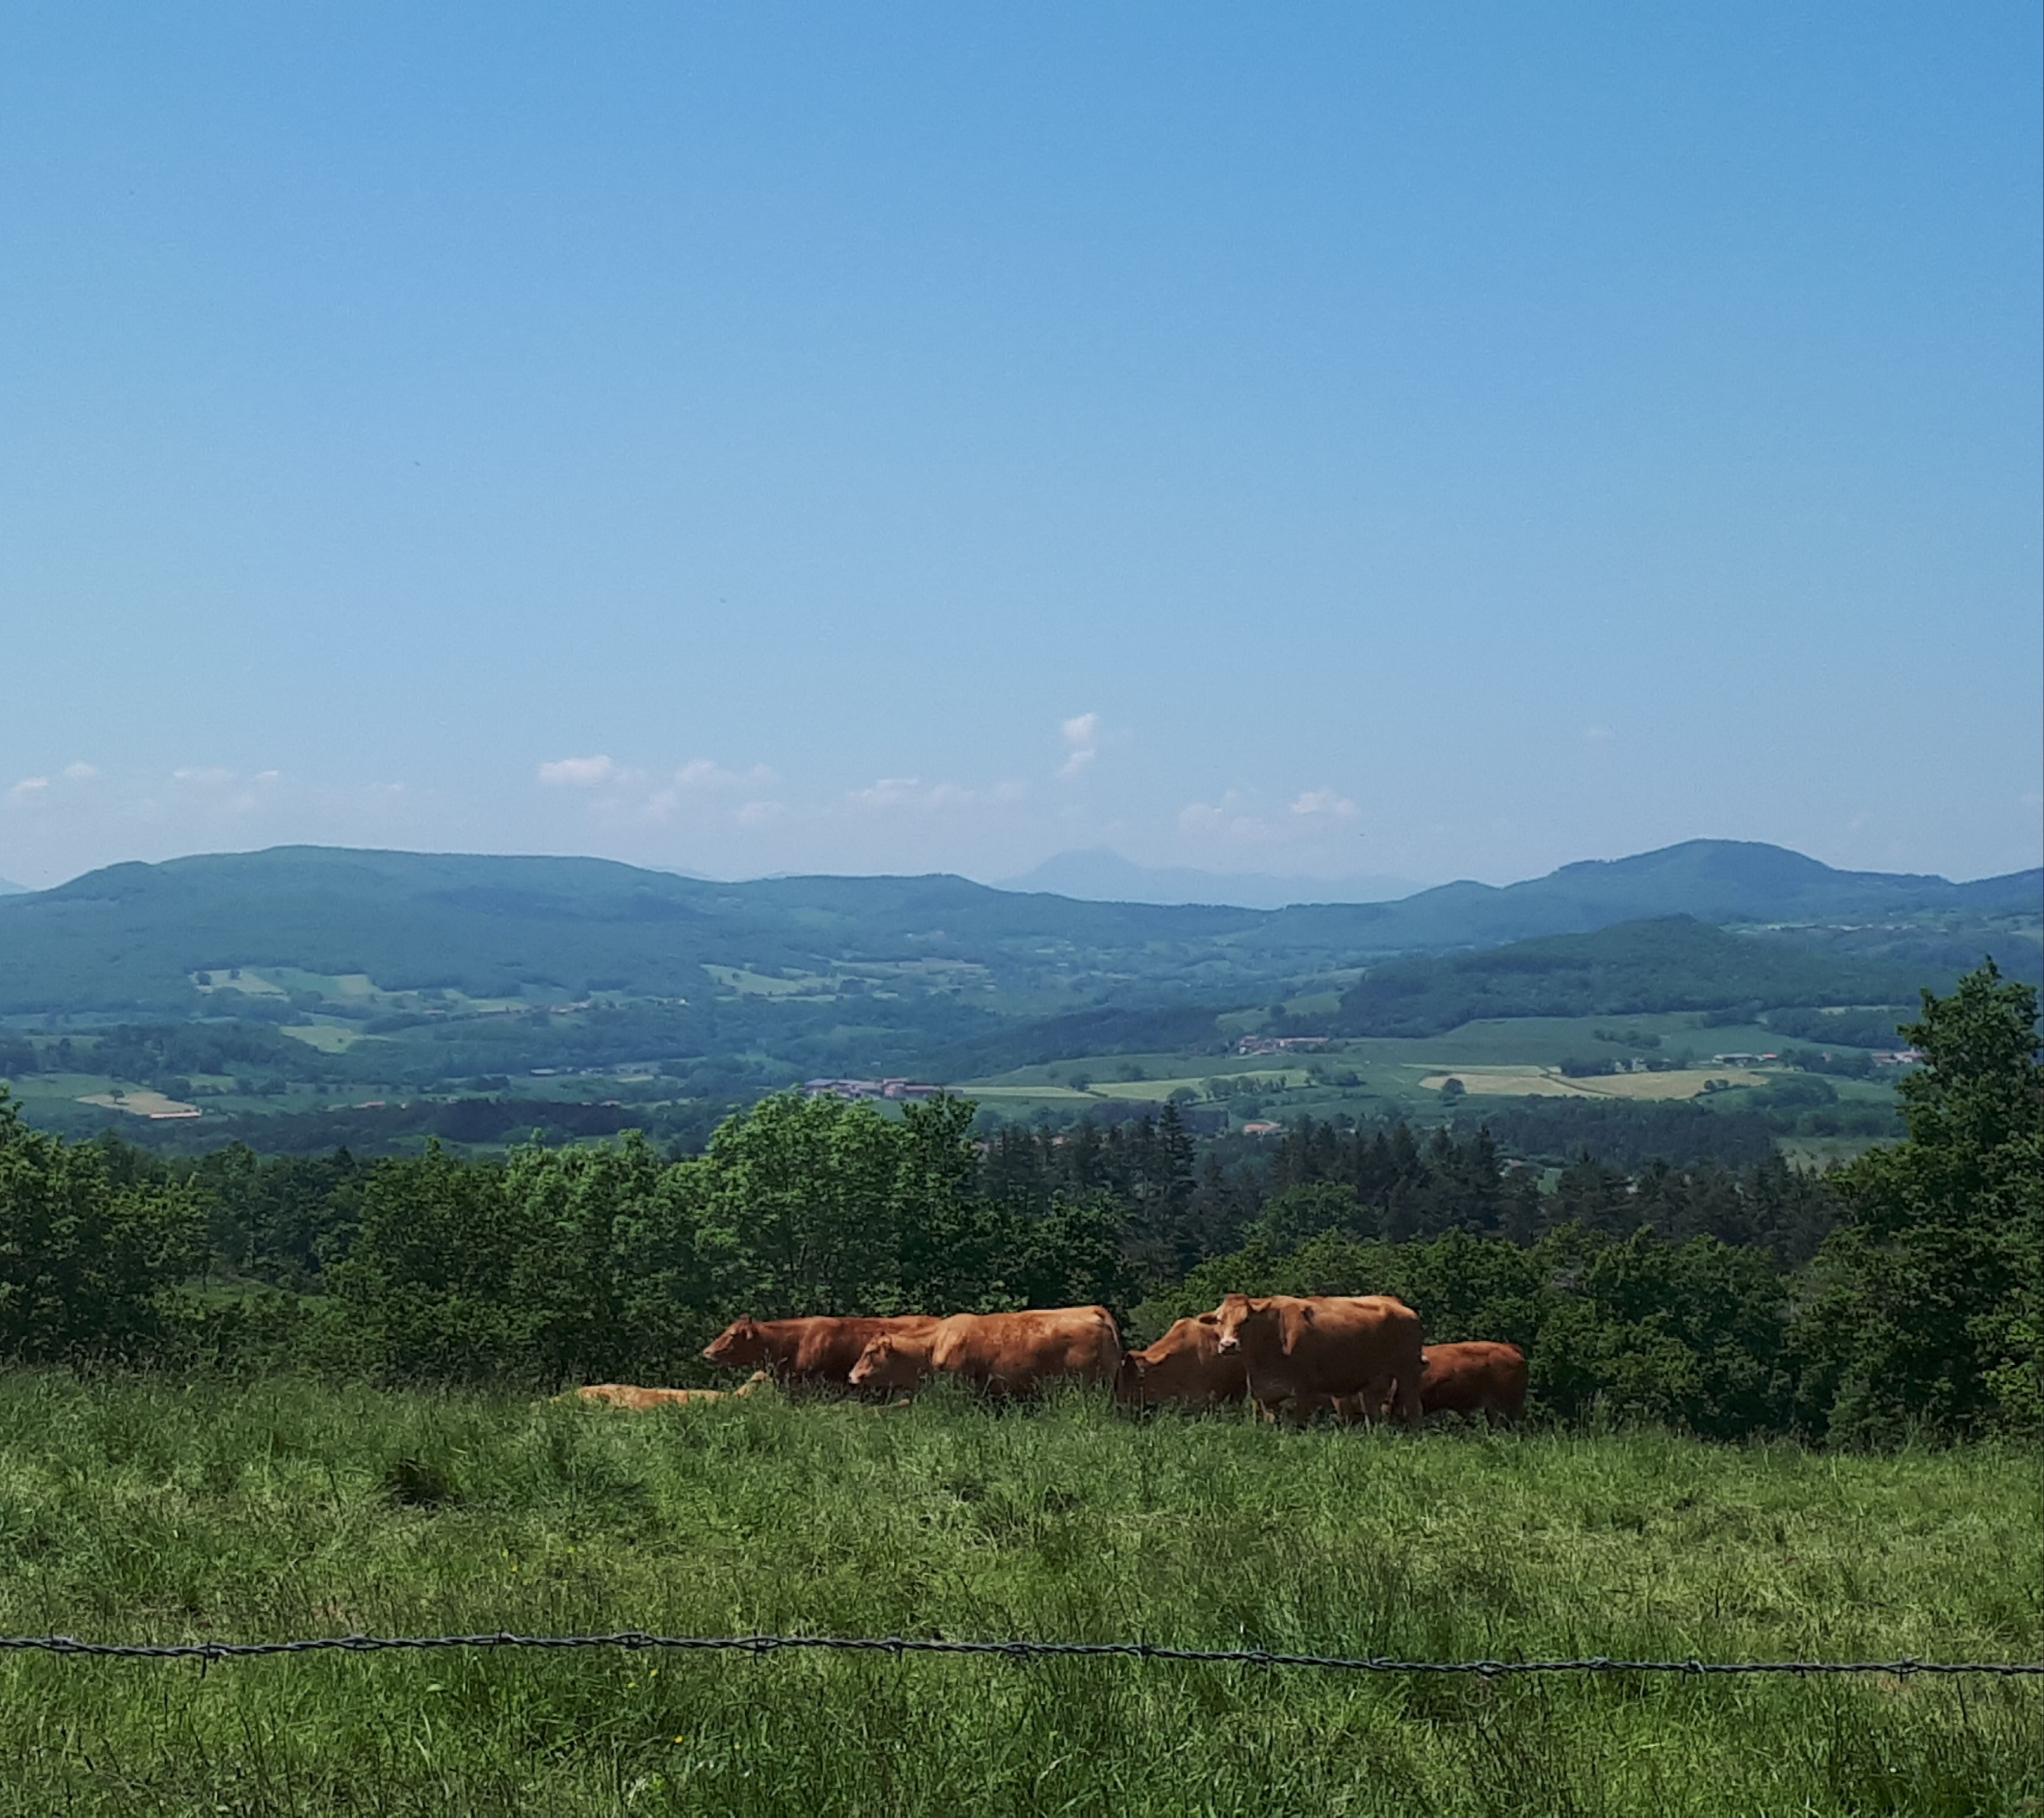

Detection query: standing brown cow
xmin=1417 ymin=1341 xmax=1527 ymax=1423
xmin=1115 ymin=1313 xmax=1246 ymax=1411
xmin=1211 ymin=1292 xmax=1425 ymax=1430
xmin=703 ymin=1315 xmax=939 ymax=1390
xmin=849 ymin=1306 xmax=1122 ymax=1397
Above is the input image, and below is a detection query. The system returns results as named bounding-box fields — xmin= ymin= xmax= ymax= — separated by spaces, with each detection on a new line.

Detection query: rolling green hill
xmin=1278 ymin=839 xmax=2040 ymax=952
xmin=1332 ymin=917 xmax=1927 ymax=1038
xmin=0 ymin=843 xmax=2032 ymax=1156
xmin=0 ymin=847 xmax=1267 ymax=1016
xmin=0 ymin=840 xmax=2033 ymax=1020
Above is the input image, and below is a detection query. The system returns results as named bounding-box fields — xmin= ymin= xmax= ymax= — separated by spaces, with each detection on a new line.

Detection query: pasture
xmin=1419 ymin=1066 xmax=1769 ymax=1101
xmin=0 ymin=1372 xmax=2035 ymax=1816
xmin=72 ymin=1088 xmax=203 ymax=1119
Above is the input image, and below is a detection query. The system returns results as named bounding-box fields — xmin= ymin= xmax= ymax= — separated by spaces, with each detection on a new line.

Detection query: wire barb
xmin=0 ymin=1632 xmax=2038 ymax=1677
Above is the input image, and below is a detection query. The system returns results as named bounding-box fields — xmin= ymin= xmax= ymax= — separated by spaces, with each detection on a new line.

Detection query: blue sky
xmin=2 ymin=3 xmax=2037 ymax=891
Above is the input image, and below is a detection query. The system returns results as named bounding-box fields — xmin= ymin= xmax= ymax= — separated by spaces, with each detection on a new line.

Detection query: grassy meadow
xmin=0 ymin=1373 xmax=2037 ymax=1816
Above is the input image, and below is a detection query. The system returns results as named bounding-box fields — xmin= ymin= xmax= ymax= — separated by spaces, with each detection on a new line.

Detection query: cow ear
xmin=1298 ymin=1304 xmax=1317 ymax=1324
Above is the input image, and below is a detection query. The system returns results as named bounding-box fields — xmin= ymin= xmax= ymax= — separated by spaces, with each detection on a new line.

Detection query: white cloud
xmin=544 ymin=754 xmax=781 ymax=822
xmin=1180 ymin=785 xmax=1366 ymax=853
xmin=849 ymin=776 xmax=924 ymax=810
xmin=673 ymin=758 xmax=775 ymax=793
xmin=646 ymin=765 xmax=776 ymax=820
xmin=172 ymin=766 xmax=237 ymax=788
xmin=1290 ymin=788 xmax=1359 ymax=821
xmin=7 ymin=776 xmax=51 ymax=804
xmin=62 ymin=762 xmax=98 ymax=781
xmin=1583 ymin=726 xmax=1614 ymax=745
xmin=537 ymin=754 xmax=619 ymax=787
xmin=1179 ymin=792 xmax=1250 ymax=842
xmin=846 ymin=776 xmax=1022 ymax=814
xmin=735 ymin=798 xmax=787 ymax=826
xmin=1058 ymin=711 xmax=1102 ymax=781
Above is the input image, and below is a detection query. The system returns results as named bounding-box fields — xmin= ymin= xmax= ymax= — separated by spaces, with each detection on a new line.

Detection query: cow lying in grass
xmin=565 ymin=1372 xmax=771 ymax=1410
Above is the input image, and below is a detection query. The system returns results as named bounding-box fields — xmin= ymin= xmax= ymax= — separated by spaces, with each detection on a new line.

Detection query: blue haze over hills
xmin=996 ymin=850 xmax=1427 ymax=910
xmin=0 ymin=838 xmax=2035 ymax=1020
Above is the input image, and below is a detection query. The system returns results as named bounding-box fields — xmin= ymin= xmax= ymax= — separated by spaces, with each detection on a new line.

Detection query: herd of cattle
xmin=571 ymin=1297 xmax=1528 ymax=1427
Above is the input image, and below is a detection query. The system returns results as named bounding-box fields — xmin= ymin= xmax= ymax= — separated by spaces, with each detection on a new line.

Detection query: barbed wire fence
xmin=4 ymin=1631 xmax=2040 ymax=1678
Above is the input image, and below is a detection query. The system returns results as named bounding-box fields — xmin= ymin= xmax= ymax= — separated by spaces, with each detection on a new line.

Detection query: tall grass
xmin=0 ymin=1371 xmax=2036 ymax=1815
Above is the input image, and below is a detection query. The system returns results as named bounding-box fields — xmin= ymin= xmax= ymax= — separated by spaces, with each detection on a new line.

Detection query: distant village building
xmin=1708 ymin=1053 xmax=1776 ymax=1068
xmin=802 ymin=1078 xmax=945 ymax=1101
xmin=1871 ymin=1049 xmax=1925 ymax=1066
xmin=1235 ymin=1036 xmax=1332 ymax=1057
xmin=1239 ymin=1120 xmax=1283 ymax=1136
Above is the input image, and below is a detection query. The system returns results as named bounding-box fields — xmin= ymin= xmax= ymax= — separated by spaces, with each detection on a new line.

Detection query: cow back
xmin=729 ymin=1315 xmax=939 ymax=1385
xmin=1250 ymin=1294 xmax=1424 ymax=1403
xmin=1418 ymin=1341 xmax=1528 ymax=1418
xmin=930 ymin=1306 xmax=1122 ymax=1393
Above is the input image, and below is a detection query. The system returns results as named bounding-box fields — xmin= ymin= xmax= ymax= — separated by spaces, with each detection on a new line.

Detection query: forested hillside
xmin=1331 ymin=917 xmax=1923 ymax=1037
xmin=1 ymin=840 xmax=2035 ymax=1017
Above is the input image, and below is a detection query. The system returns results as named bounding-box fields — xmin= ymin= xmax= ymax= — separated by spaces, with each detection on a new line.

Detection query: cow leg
xmin=1395 ymin=1373 xmax=1423 ymax=1433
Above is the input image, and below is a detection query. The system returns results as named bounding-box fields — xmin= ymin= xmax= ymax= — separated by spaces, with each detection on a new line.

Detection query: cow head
xmin=704 ymin=1316 xmax=764 ymax=1366
xmin=848 ymin=1333 xmax=924 ymax=1392
xmin=1121 ymin=1314 xmax=1225 ymax=1401
xmin=1211 ymin=1294 xmax=1258 ymax=1355
xmin=1113 ymin=1350 xmax=1151 ymax=1406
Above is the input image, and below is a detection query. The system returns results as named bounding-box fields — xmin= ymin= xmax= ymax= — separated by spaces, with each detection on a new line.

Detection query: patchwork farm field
xmin=1418 ymin=1066 xmax=1769 ymax=1100
xmin=958 ymin=1009 xmax=1908 ymax=1134
xmin=1 ymin=1374 xmax=2036 ymax=1816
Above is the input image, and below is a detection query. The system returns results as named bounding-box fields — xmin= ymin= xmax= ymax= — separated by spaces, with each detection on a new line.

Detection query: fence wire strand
xmin=3 ymin=1632 xmax=2039 ymax=1678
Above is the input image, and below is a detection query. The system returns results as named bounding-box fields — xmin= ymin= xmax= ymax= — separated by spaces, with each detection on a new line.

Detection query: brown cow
xmin=703 ymin=1314 xmax=940 ymax=1390
xmin=1417 ymin=1341 xmax=1527 ymax=1424
xmin=1115 ymin=1313 xmax=1246 ymax=1411
xmin=566 ymin=1371 xmax=770 ymax=1410
xmin=849 ymin=1306 xmax=1122 ymax=1397
xmin=1211 ymin=1292 xmax=1425 ymax=1429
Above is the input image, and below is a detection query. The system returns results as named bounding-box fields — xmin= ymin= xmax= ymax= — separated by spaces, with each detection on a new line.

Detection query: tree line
xmin=1 ymin=965 xmax=2035 ymax=1445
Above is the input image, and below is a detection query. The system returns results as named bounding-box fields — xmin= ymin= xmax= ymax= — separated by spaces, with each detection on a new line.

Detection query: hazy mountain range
xmin=0 ymin=839 xmax=2034 ymax=1019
